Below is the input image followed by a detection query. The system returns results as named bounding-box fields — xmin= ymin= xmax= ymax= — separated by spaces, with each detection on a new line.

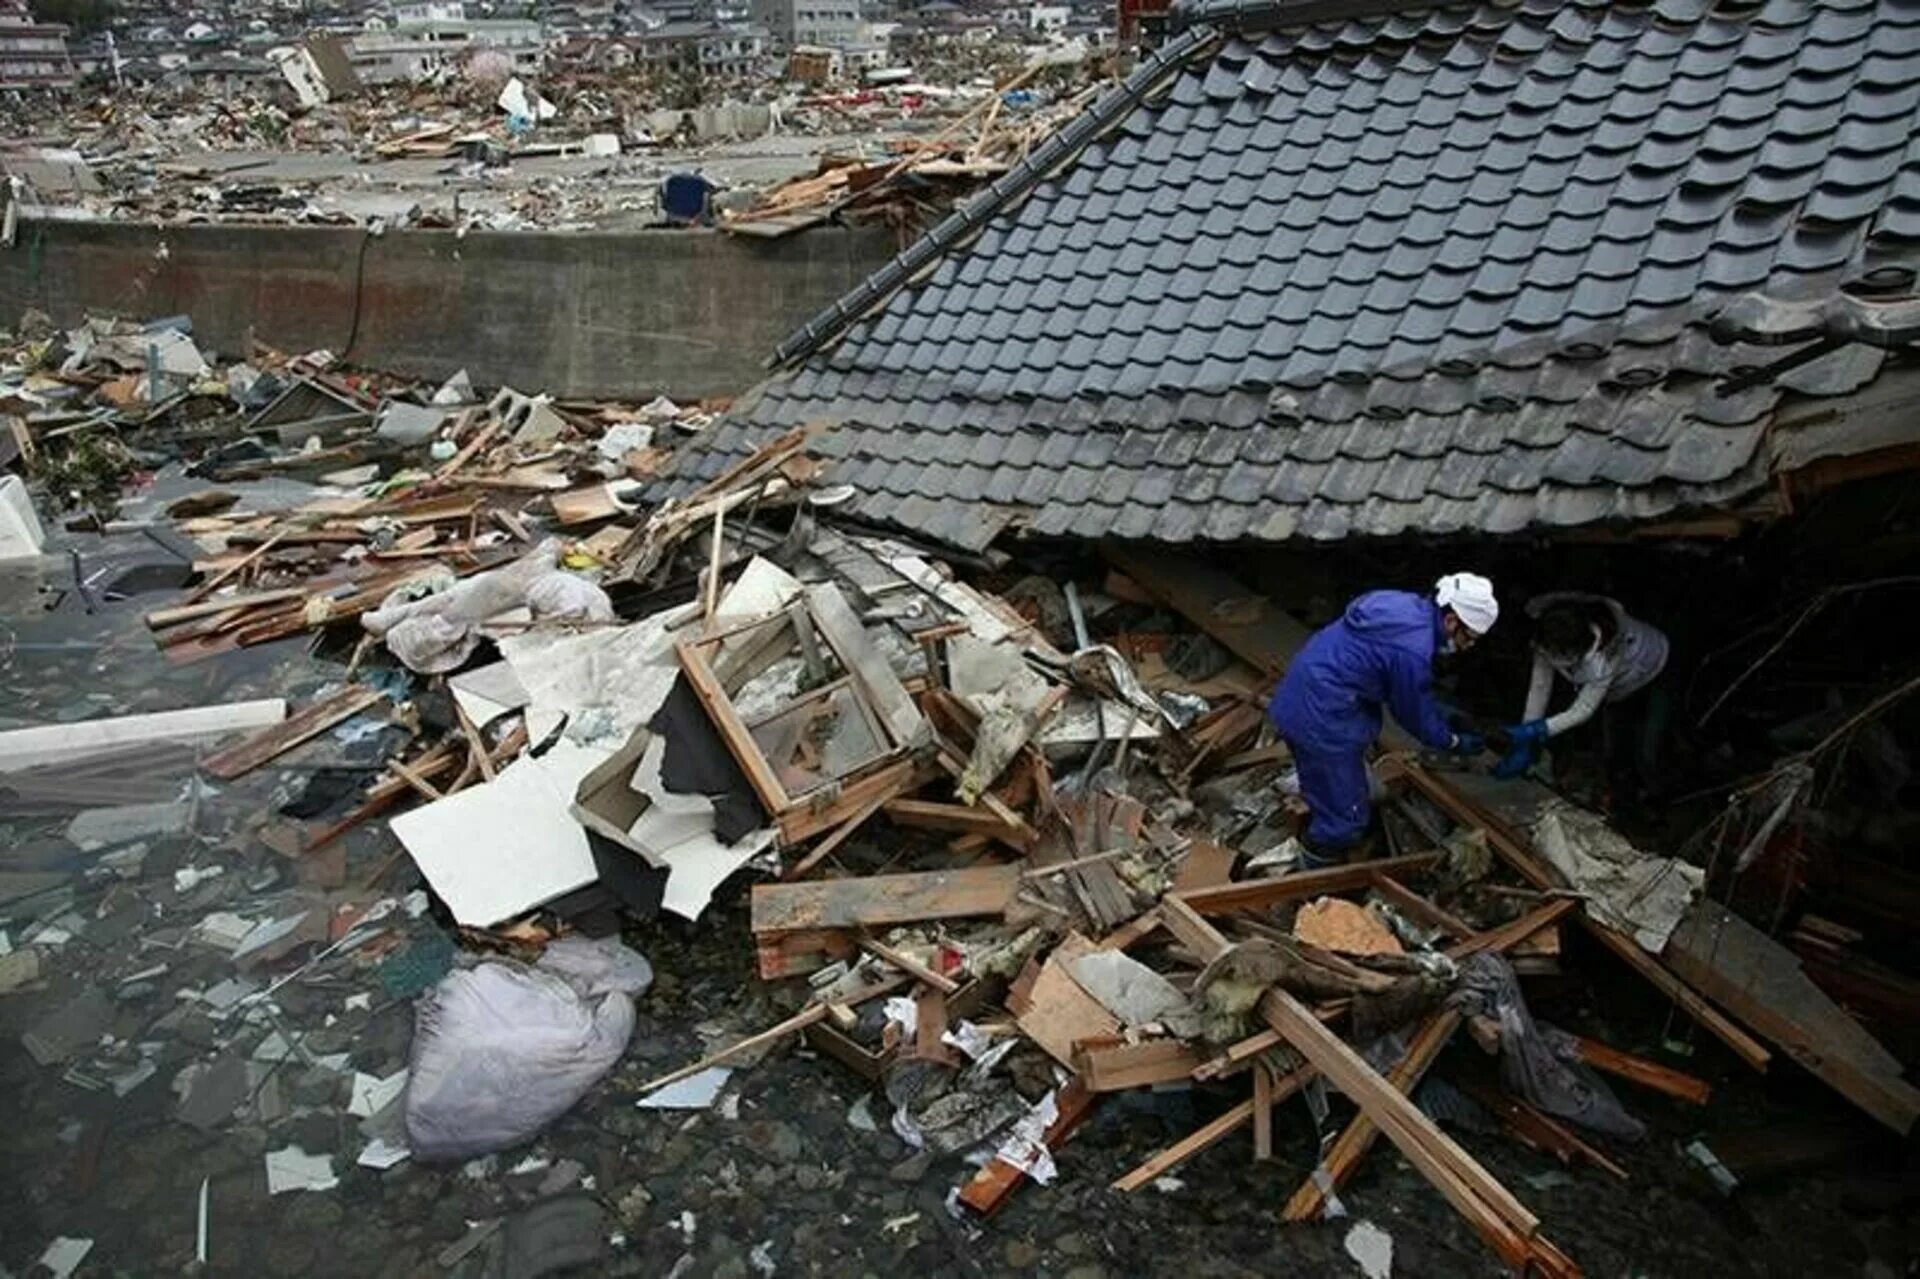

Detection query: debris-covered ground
xmin=2 ymin=309 xmax=1918 ymax=1279
xmin=2 ymin=58 xmax=1113 ymax=234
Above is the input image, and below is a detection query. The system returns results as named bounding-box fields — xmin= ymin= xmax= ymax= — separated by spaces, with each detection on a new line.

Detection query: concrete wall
xmin=0 ymin=219 xmax=898 ymax=398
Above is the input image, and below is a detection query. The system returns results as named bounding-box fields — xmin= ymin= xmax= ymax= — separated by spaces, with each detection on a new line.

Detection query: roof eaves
xmin=766 ymin=22 xmax=1222 ymax=371
xmin=1169 ymin=0 xmax=1455 ymax=36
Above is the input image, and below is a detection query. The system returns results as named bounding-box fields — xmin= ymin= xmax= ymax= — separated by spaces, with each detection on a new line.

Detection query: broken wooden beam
xmin=199 ymin=686 xmax=386 ymax=781
xmin=1175 ymin=853 xmax=1443 ymax=916
xmin=1567 ymin=1035 xmax=1711 ymax=1106
xmin=751 ymin=865 xmax=1022 ymax=935
xmin=883 ymin=796 xmax=1033 ymax=849
xmin=1075 ymin=1036 xmax=1205 ymax=1092
xmin=957 ymin=1077 xmax=1098 ymax=1217
xmin=1390 ymin=758 xmax=1771 ymax=1073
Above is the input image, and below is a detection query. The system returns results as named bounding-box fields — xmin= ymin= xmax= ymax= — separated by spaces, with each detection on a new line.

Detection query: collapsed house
xmin=667 ymin=0 xmax=1920 ymax=551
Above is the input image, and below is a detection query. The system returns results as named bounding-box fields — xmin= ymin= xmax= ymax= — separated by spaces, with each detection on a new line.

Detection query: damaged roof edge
xmin=765 ymin=24 xmax=1221 ymax=372
xmin=1170 ymin=0 xmax=1453 ymax=34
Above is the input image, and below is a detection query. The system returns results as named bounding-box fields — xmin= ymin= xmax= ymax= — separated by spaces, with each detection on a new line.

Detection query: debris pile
xmin=5 ymin=308 xmax=1917 ymax=1276
xmin=3 ymin=59 xmax=1114 ymax=233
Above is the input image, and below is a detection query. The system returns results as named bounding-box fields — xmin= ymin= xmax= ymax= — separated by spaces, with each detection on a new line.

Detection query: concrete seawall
xmin=0 ymin=219 xmax=898 ymax=398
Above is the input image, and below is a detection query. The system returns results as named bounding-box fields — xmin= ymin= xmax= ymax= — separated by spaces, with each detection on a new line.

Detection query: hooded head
xmin=1434 ymin=572 xmax=1498 ymax=650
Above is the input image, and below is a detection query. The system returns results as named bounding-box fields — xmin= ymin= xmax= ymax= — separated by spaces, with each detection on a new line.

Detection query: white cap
xmin=1435 ymin=572 xmax=1499 ymax=634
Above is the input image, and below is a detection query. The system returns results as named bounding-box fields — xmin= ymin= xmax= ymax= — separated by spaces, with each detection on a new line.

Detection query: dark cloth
xmin=649 ymin=674 xmax=769 ymax=844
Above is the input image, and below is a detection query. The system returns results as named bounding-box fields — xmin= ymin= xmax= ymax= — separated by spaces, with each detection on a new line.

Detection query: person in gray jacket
xmin=1493 ymin=593 xmax=1671 ymax=789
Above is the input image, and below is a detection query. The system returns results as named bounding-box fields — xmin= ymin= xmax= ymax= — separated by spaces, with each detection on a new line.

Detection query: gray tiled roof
xmin=669 ymin=0 xmax=1920 ymax=550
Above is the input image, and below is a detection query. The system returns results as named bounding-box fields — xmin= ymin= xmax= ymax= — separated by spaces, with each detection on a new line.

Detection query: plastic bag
xmin=363 ymin=540 xmax=609 ymax=673
xmin=524 ymin=572 xmax=614 ymax=624
xmin=404 ymin=937 xmax=652 ymax=1160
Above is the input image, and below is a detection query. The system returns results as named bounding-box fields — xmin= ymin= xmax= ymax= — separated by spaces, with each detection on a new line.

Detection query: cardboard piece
xmin=390 ymin=742 xmax=604 ymax=927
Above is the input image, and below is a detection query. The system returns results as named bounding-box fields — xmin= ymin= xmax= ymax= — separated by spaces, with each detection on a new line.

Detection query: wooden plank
xmin=750 ymin=865 xmax=1022 ymax=934
xmin=1252 ymin=1061 xmax=1275 ymax=1162
xmin=884 ymin=797 xmax=1032 ymax=848
xmin=1372 ymin=872 xmax=1474 ymax=940
xmin=1458 ymin=1080 xmax=1630 ymax=1181
xmin=1111 ymin=1064 xmax=1318 ymax=1192
xmin=1282 ymin=1008 xmax=1464 ymax=1221
xmin=1113 ymin=1097 xmax=1256 ymax=1193
xmin=782 ymin=783 xmax=897 ymax=882
xmin=676 ymin=634 xmax=794 ymax=818
xmin=637 ymin=975 xmax=907 ymax=1094
xmin=1392 ymin=759 xmax=1771 ymax=1072
xmin=1009 ymin=932 xmax=1121 ymax=1068
xmin=1171 ymin=836 xmax=1238 ymax=894
xmin=1192 ymin=1029 xmax=1282 ymax=1081
xmin=957 ymin=1077 xmax=1098 ymax=1217
xmin=1666 ymin=900 xmax=1919 ymax=1134
xmin=806 ymin=582 xmax=927 ymax=748
xmin=199 ymin=686 xmax=385 ymax=781
xmin=1095 ymin=908 xmax=1163 ymax=952
xmin=860 ymin=935 xmax=960 ymax=994
xmin=1176 ymin=853 xmax=1442 ymax=915
xmin=1567 ymin=1035 xmax=1711 ymax=1106
xmin=1159 ymin=897 xmax=1547 ymax=1268
xmin=1100 ymin=544 xmax=1313 ymax=677
xmin=145 ymin=588 xmax=306 ymax=630
xmin=1075 ymin=1037 xmax=1205 ymax=1092
xmin=182 ymin=531 xmax=284 ymax=604
xmin=777 ymin=755 xmax=929 ymax=846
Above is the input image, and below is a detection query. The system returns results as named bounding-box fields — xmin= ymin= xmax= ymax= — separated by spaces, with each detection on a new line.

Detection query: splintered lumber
xmin=1458 ymin=1080 xmax=1630 ymax=1181
xmin=144 ymin=588 xmax=305 ymax=630
xmin=1391 ymin=759 xmax=1770 ymax=1072
xmin=1160 ymin=897 xmax=1568 ymax=1275
xmin=1253 ymin=1061 xmax=1275 ymax=1161
xmin=1372 ymin=873 xmax=1475 ymax=940
xmin=1567 ymin=1035 xmax=1711 ymax=1106
xmin=1666 ymin=900 xmax=1920 ymax=1134
xmin=1176 ymin=853 xmax=1443 ymax=915
xmin=1282 ymin=1008 xmax=1464 ymax=1221
xmin=199 ymin=686 xmax=386 ymax=780
xmin=638 ymin=975 xmax=907 ymax=1094
xmin=1100 ymin=544 xmax=1313 ymax=678
xmin=750 ymin=865 xmax=1022 ymax=934
xmin=781 ymin=788 xmax=892 ymax=882
xmin=182 ymin=530 xmax=284 ymax=604
xmin=884 ymin=797 xmax=1032 ymax=849
xmin=1076 ymin=1036 xmax=1205 ymax=1091
xmin=1192 ymin=1029 xmax=1283 ymax=1081
xmin=859 ymin=935 xmax=960 ymax=994
xmin=1096 ymin=908 xmax=1163 ymax=952
xmin=1278 ymin=900 xmax=1575 ymax=1221
xmin=1111 ymin=1065 xmax=1317 ymax=1192
xmin=957 ymin=1076 xmax=1098 ymax=1217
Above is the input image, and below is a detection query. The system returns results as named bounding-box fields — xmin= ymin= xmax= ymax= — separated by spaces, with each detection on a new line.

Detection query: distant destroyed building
xmin=752 ymin=0 xmax=863 ymax=49
xmin=0 ymin=0 xmax=76 ymax=90
xmin=349 ymin=0 xmax=544 ymax=84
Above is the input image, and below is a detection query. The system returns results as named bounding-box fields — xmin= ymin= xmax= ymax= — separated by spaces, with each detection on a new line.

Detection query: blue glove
xmin=1451 ymin=730 xmax=1486 ymax=756
xmin=1509 ymin=719 xmax=1551 ymax=747
xmin=1492 ymin=741 xmax=1539 ymax=779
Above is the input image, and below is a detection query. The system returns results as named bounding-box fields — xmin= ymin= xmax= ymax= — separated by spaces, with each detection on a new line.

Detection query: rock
xmin=793 ymin=1164 xmax=825 ymax=1191
xmin=1057 ymin=1232 xmax=1092 ymax=1257
xmin=759 ymin=1122 xmax=803 ymax=1164
xmin=1063 ymin=1266 xmax=1107 ymax=1279
xmin=888 ymin=1151 xmax=932 ymax=1183
xmin=1004 ymin=1239 xmax=1040 ymax=1269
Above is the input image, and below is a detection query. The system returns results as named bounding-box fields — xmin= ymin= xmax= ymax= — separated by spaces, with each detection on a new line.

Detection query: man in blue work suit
xmin=1269 ymin=573 xmax=1499 ymax=870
